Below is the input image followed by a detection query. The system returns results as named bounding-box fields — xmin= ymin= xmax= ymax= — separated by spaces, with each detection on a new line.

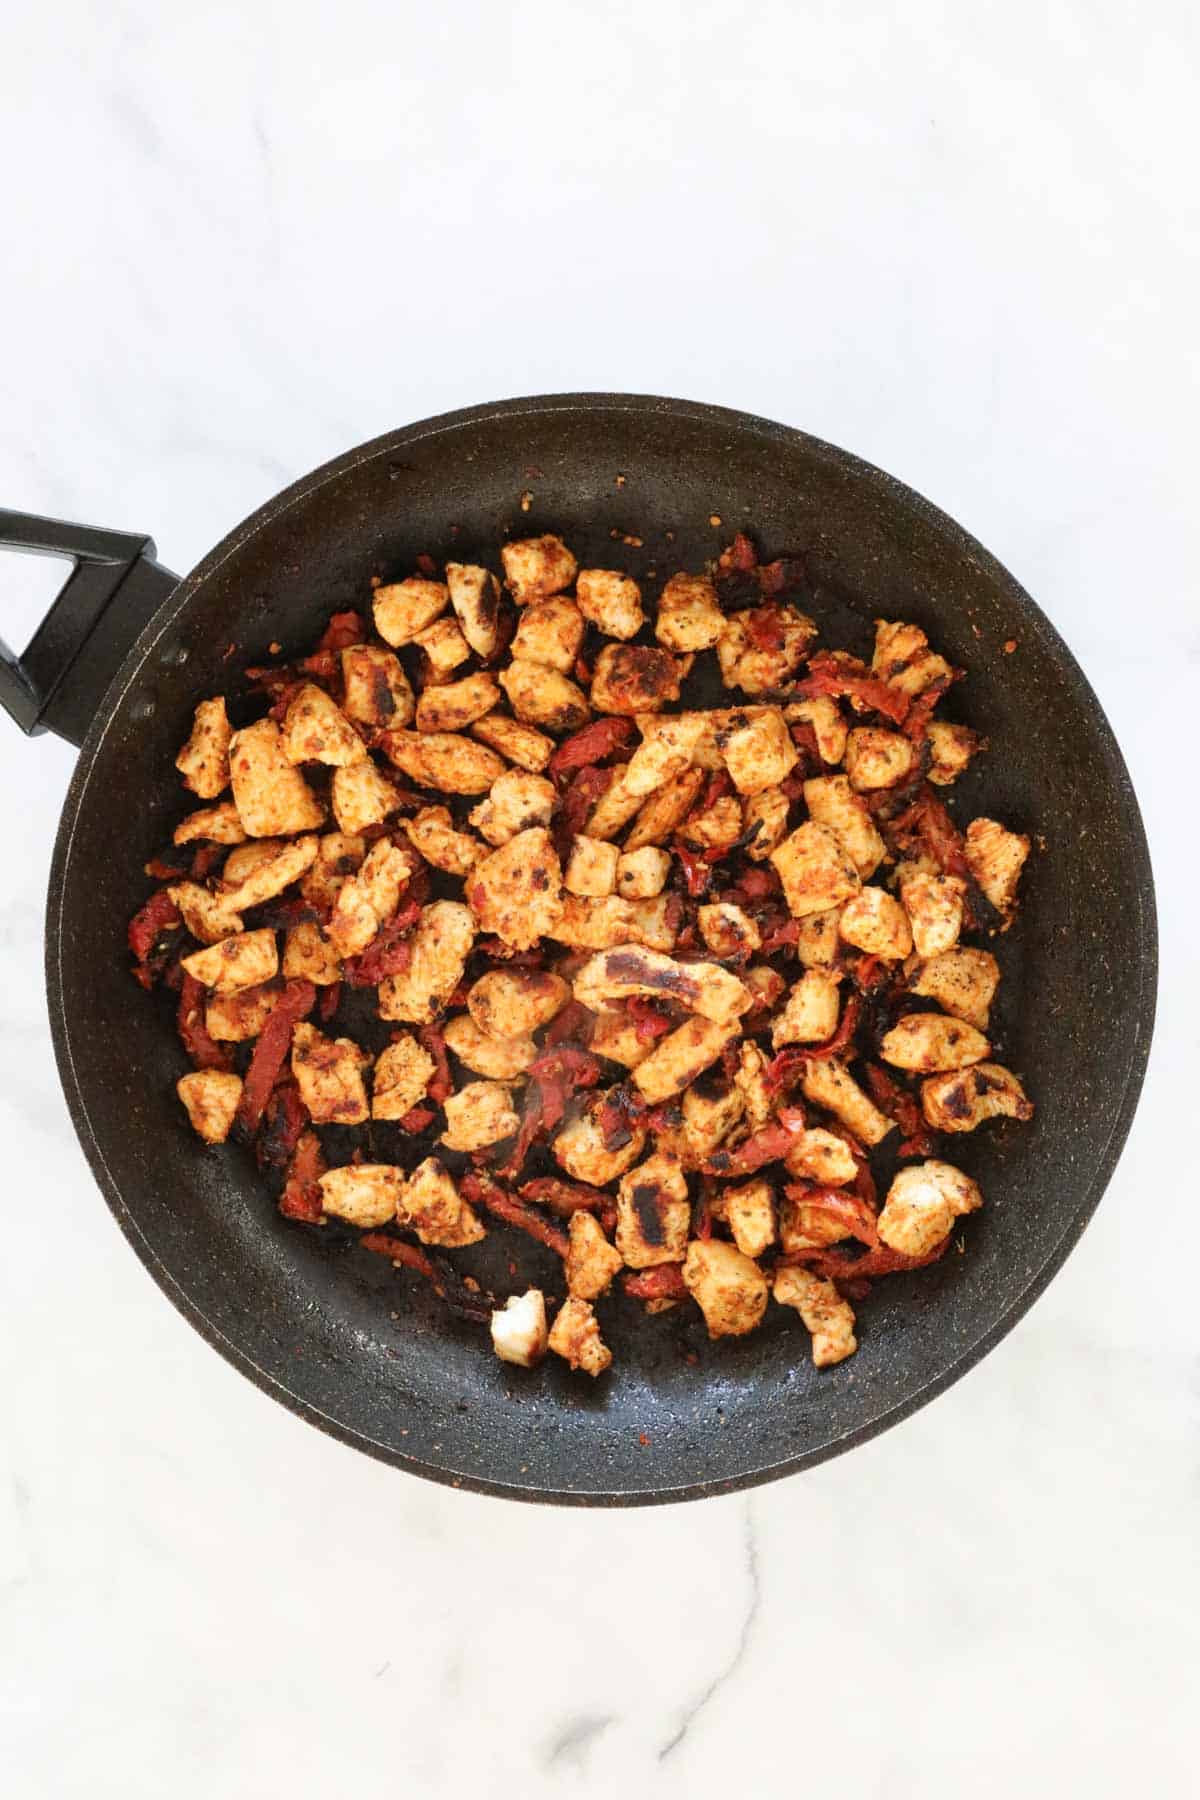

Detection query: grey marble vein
xmin=544 ymin=1713 xmax=614 ymax=1770
xmin=659 ymin=1500 xmax=760 ymax=1761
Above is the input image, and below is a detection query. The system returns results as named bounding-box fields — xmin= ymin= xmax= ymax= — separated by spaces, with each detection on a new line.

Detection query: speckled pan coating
xmin=45 ymin=394 xmax=1157 ymax=1505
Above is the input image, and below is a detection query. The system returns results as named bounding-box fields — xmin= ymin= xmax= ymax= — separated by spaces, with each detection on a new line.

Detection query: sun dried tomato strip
xmin=559 ymin=764 xmax=613 ymax=836
xmin=317 ymin=982 xmax=341 ymax=1024
xmin=549 ymin=716 xmax=634 ymax=781
xmin=519 ymin=1177 xmax=608 ymax=1217
xmin=397 ymin=1105 xmax=437 ymax=1133
xmin=316 ymin=610 xmax=366 ymax=653
xmin=627 ymin=997 xmax=673 ymax=1042
xmin=541 ymin=999 xmax=595 ymax=1049
xmin=793 ymin=652 xmax=910 ymax=726
xmin=235 ymin=979 xmax=316 ymax=1133
xmin=622 ymin=1264 xmax=689 ymax=1302
xmin=781 ymin=1234 xmax=951 ymax=1281
xmin=188 ymin=843 xmax=225 ymax=882
xmin=783 ymin=1181 xmax=879 ymax=1247
xmin=360 ymin=1232 xmax=436 ymax=1278
xmin=419 ymin=1024 xmax=453 ymax=1104
xmin=768 ymin=993 xmax=862 ymax=1076
xmin=256 ymin=1079 xmax=308 ymax=1173
xmin=759 ymin=915 xmax=799 ymax=953
xmin=459 ymin=1173 xmax=570 ymax=1257
xmin=717 ymin=531 xmax=758 ymax=575
xmin=278 ymin=1129 xmax=326 ymax=1222
xmin=341 ymin=900 xmax=422 ymax=986
xmin=176 ymin=972 xmax=233 ymax=1072
xmin=474 ymin=938 xmax=546 ymax=967
xmin=702 ymin=1106 xmax=807 ymax=1175
xmin=863 ymin=1062 xmax=936 ymax=1157
xmin=129 ymin=890 xmax=181 ymax=966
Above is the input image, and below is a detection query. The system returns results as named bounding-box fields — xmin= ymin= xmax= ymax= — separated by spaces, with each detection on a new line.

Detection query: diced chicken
xmin=784 ymin=697 xmax=847 ymax=765
xmin=511 ymin=597 xmax=586 ymax=672
xmin=445 ymin=562 xmax=502 ymax=658
xmin=743 ymin=965 xmax=787 ymax=1014
xmin=565 ymin=835 xmax=619 ymax=897
xmin=467 ymin=827 xmax=564 ymax=949
xmin=878 ymin=1159 xmax=982 ymax=1257
xmin=281 ymin=684 xmax=366 ymax=767
xmin=684 ymin=1239 xmax=769 ymax=1338
xmin=221 ymin=841 xmax=282 ymax=886
xmin=575 ymin=569 xmax=644 ymax=640
xmin=723 ymin=1177 xmax=777 ymax=1257
xmin=698 ymin=902 xmax=761 ymax=960
xmin=784 ymin=1128 xmax=858 ymax=1186
xmin=326 ymin=839 xmax=414 ymax=958
xmin=628 ymin=897 xmax=683 ymax=956
xmin=743 ymin=787 xmax=790 ymax=861
xmin=176 ymin=1069 xmax=243 ymax=1144
xmin=403 ymin=806 xmax=482 ymax=876
xmin=414 ymin=615 xmax=471 ymax=676
xmin=590 ymin=645 xmax=683 ymax=715
xmin=899 ymin=871 xmax=966 ymax=959
xmin=716 ymin=606 xmax=816 ymax=693
xmin=467 ymin=969 xmax=570 ymax=1039
xmin=655 ymin=572 xmax=724 ymax=651
xmin=927 ymin=720 xmax=981 ymax=787
xmin=439 ymin=1081 xmax=519 ymax=1152
xmin=340 ymin=645 xmax=416 ymax=730
xmin=622 ymin=768 xmax=706 ymax=850
xmin=719 ymin=707 xmax=798 ymax=796
xmin=228 ymin=719 xmax=324 ymax=837
xmin=678 ymin=795 xmax=742 ymax=852
xmin=373 ymin=577 xmax=448 ymax=646
xmin=735 ymin=1040 xmax=771 ymax=1127
xmin=377 ymin=900 xmax=475 ymax=1024
xmin=773 ymin=1265 xmax=857 ymax=1367
xmin=838 ymin=887 xmax=913 ymax=960
xmin=879 ymin=1013 xmax=990 ymax=1073
xmin=415 ymin=671 xmax=500 ymax=734
xmin=318 ymin=1164 xmax=404 ymax=1228
xmin=181 ymin=928 xmax=278 ymax=994
xmin=588 ymin=1008 xmax=653 ymax=1068
xmin=871 ymin=619 xmax=953 ymax=697
xmin=631 ymin=1016 xmax=740 ymax=1104
xmin=470 ymin=712 xmax=554 ymax=773
xmin=491 ymin=1289 xmax=549 ymax=1368
xmin=565 ymin=1212 xmax=623 ymax=1301
xmin=616 ymin=1151 xmax=690 ymax=1267
xmin=548 ymin=1297 xmax=612 ymax=1377
xmin=371 ymin=1034 xmax=436 ymax=1120
xmin=176 ymin=697 xmax=232 ymax=799
xmin=583 ymin=768 xmax=648 ymax=841
xmin=965 ymin=817 xmax=1030 ymax=919
xmin=573 ymin=946 xmax=751 ymax=1026
xmin=222 ymin=836 xmax=321 ymax=911
xmin=844 ymin=727 xmax=915 ymax=792
xmin=173 ymin=800 xmax=246 ymax=846
xmin=382 ymin=729 xmax=506 ymax=795
xmin=770 ymin=822 xmax=860 ymax=917
xmin=443 ymin=1013 xmax=537 ymax=1078
xmin=795 ymin=906 xmax=844 ymax=967
xmin=283 ymin=921 xmax=341 ymax=985
xmin=329 ymin=759 xmax=403 ymax=834
xmin=616 ymin=846 xmax=671 ymax=898
xmin=398 ymin=1156 xmax=486 ymax=1246
xmin=501 ymin=534 xmax=577 ymax=604
xmin=205 ymin=983 xmax=279 ymax=1043
xmin=550 ymin=896 xmax=653 ymax=952
xmin=623 ymin=714 xmax=709 ymax=798
xmin=681 ymin=1079 xmax=745 ymax=1161
xmin=771 ymin=970 xmax=842 ymax=1046
xmin=910 ymin=947 xmax=1001 ymax=1031
xmin=922 ymin=1062 xmax=1034 ymax=1132
xmin=167 ymin=881 xmax=244 ymax=945
xmin=778 ymin=1191 xmax=855 ymax=1252
xmin=801 ymin=1058 xmax=895 ymax=1147
xmin=554 ymin=1094 xmax=646 ymax=1185
xmin=802 ymin=775 xmax=885 ymax=879
xmin=499 ymin=659 xmax=591 ymax=732
xmin=469 ymin=771 xmax=557 ymax=847
xmin=291 ymin=1021 xmax=369 ymax=1124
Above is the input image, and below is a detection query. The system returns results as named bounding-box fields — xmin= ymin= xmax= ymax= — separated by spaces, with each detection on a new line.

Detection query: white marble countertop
xmin=2 ymin=6 xmax=1195 ymax=1794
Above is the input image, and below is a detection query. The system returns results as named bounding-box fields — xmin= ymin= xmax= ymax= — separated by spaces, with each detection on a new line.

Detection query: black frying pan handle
xmin=0 ymin=508 xmax=179 ymax=748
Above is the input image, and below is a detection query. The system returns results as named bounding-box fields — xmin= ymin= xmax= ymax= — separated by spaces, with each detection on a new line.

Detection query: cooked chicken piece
xmin=470 ymin=712 xmax=554 ymax=773
xmin=684 ymin=1239 xmax=769 ymax=1338
xmin=631 ymin=1016 xmax=740 ymax=1104
xmin=742 ymin=964 xmax=787 ymax=1012
xmin=844 ymin=727 xmax=916 ymax=792
xmin=910 ymin=947 xmax=1000 ymax=1031
xmin=176 ymin=1069 xmax=243 ymax=1144
xmin=616 ymin=1151 xmax=690 ymax=1267
xmin=583 ymin=768 xmax=648 ymax=841
xmin=469 ymin=770 xmax=557 ymax=847
xmin=679 ymin=795 xmax=743 ymax=854
xmin=281 ymin=684 xmax=366 ymax=767
xmin=340 ymin=644 xmax=416 ymax=730
xmin=329 ymin=759 xmax=403 ymax=834
xmin=318 ymin=1164 xmax=404 ymax=1229
xmin=922 ymin=1062 xmax=1033 ymax=1132
xmin=588 ymin=1007 xmax=653 ymax=1068
xmin=398 ymin=1156 xmax=486 ymax=1246
xmin=716 ymin=606 xmax=815 ymax=693
xmin=965 ymin=817 xmax=1030 ymax=919
xmin=220 ymin=841 xmax=282 ymax=886
xmin=499 ymin=659 xmax=591 ymax=732
xmin=373 ymin=576 xmax=449 ymax=646
xmin=205 ymin=982 xmax=280 ymax=1043
xmin=501 ymin=534 xmax=577 ymax=604
xmin=575 ymin=568 xmax=644 ymax=640
xmin=773 ymin=1265 xmax=857 ymax=1367
xmin=871 ymin=619 xmax=953 ymax=697
xmin=565 ymin=835 xmax=619 ymax=898
xmin=778 ymin=1190 xmax=856 ymax=1252
xmin=718 ymin=707 xmax=798 ymax=796
xmin=784 ymin=1127 xmax=858 ymax=1186
xmin=795 ymin=906 xmax=844 ymax=968
xmin=167 ymin=881 xmax=244 ymax=946
xmin=802 ymin=776 xmax=885 ymax=879
xmin=927 ymin=721 xmax=981 ymax=787
xmin=770 ymin=822 xmax=861 ymax=917
xmin=735 ymin=1040 xmax=772 ymax=1128
xmin=590 ymin=644 xmax=684 ymax=715
xmin=550 ymin=895 xmax=657 ymax=952
xmin=413 ymin=615 xmax=471 ymax=676
xmin=723 ymin=1177 xmax=777 ymax=1257
xmin=565 ymin=1212 xmax=624 ymax=1301
xmin=182 ymin=928 xmax=278 ymax=994
xmin=297 ymin=833 xmax=366 ymax=911
xmin=783 ymin=696 xmax=847 ymax=765
xmin=228 ymin=719 xmax=324 ymax=838
xmin=554 ymin=1093 xmax=647 ymax=1185
xmin=173 ymin=800 xmax=246 ymax=846
xmin=290 ymin=1021 xmax=369 ymax=1123
xmin=622 ymin=714 xmax=709 ymax=799
xmin=511 ymin=597 xmax=586 ymax=672
xmin=467 ymin=827 xmax=564 ymax=949
xmin=326 ymin=839 xmax=414 ymax=959
xmin=415 ymin=671 xmax=500 ymax=734
xmin=445 ymin=562 xmax=502 ymax=658
xmin=176 ymin=697 xmax=232 ymax=799
xmin=377 ymin=901 xmax=475 ymax=1024
xmin=403 ymin=806 xmax=482 ymax=876
xmin=655 ymin=571 xmax=725 ymax=651
xmin=771 ymin=969 xmax=842 ymax=1046
xmin=899 ymin=871 xmax=966 ymax=958
xmin=838 ymin=887 xmax=913 ymax=960
xmin=697 ymin=902 xmax=761 ymax=961
xmin=371 ymin=1034 xmax=436 ymax=1120
xmin=467 ymin=969 xmax=570 ymax=1038
xmin=491 ymin=1289 xmax=549 ymax=1368
xmin=283 ymin=921 xmax=341 ymax=985
xmin=681 ymin=1079 xmax=745 ymax=1160
xmin=622 ymin=767 xmax=706 ymax=850
xmin=382 ymin=729 xmax=505 ymax=795
xmin=880 ymin=1012 xmax=989 ymax=1073
xmin=801 ymin=1058 xmax=895 ymax=1147
xmin=573 ymin=946 xmax=751 ymax=1026
xmin=743 ymin=787 xmax=790 ymax=861
xmin=439 ymin=1081 xmax=519 ymax=1152
xmin=443 ymin=1013 xmax=538 ymax=1078
xmin=223 ymin=835 xmax=321 ymax=911
xmin=615 ymin=846 xmax=671 ymax=898
xmin=878 ymin=1159 xmax=982 ymax=1256
xmin=548 ymin=1297 xmax=613 ymax=1376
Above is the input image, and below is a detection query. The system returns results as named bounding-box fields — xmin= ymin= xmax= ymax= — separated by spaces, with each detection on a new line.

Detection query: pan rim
xmin=44 ymin=391 xmax=1158 ymax=1504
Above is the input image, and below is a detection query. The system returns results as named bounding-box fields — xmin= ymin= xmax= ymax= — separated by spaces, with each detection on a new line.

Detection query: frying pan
xmin=1 ymin=394 xmax=1156 ymax=1505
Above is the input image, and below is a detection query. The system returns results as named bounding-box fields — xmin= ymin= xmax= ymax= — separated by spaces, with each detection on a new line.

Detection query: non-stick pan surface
xmin=43 ymin=395 xmax=1155 ymax=1503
